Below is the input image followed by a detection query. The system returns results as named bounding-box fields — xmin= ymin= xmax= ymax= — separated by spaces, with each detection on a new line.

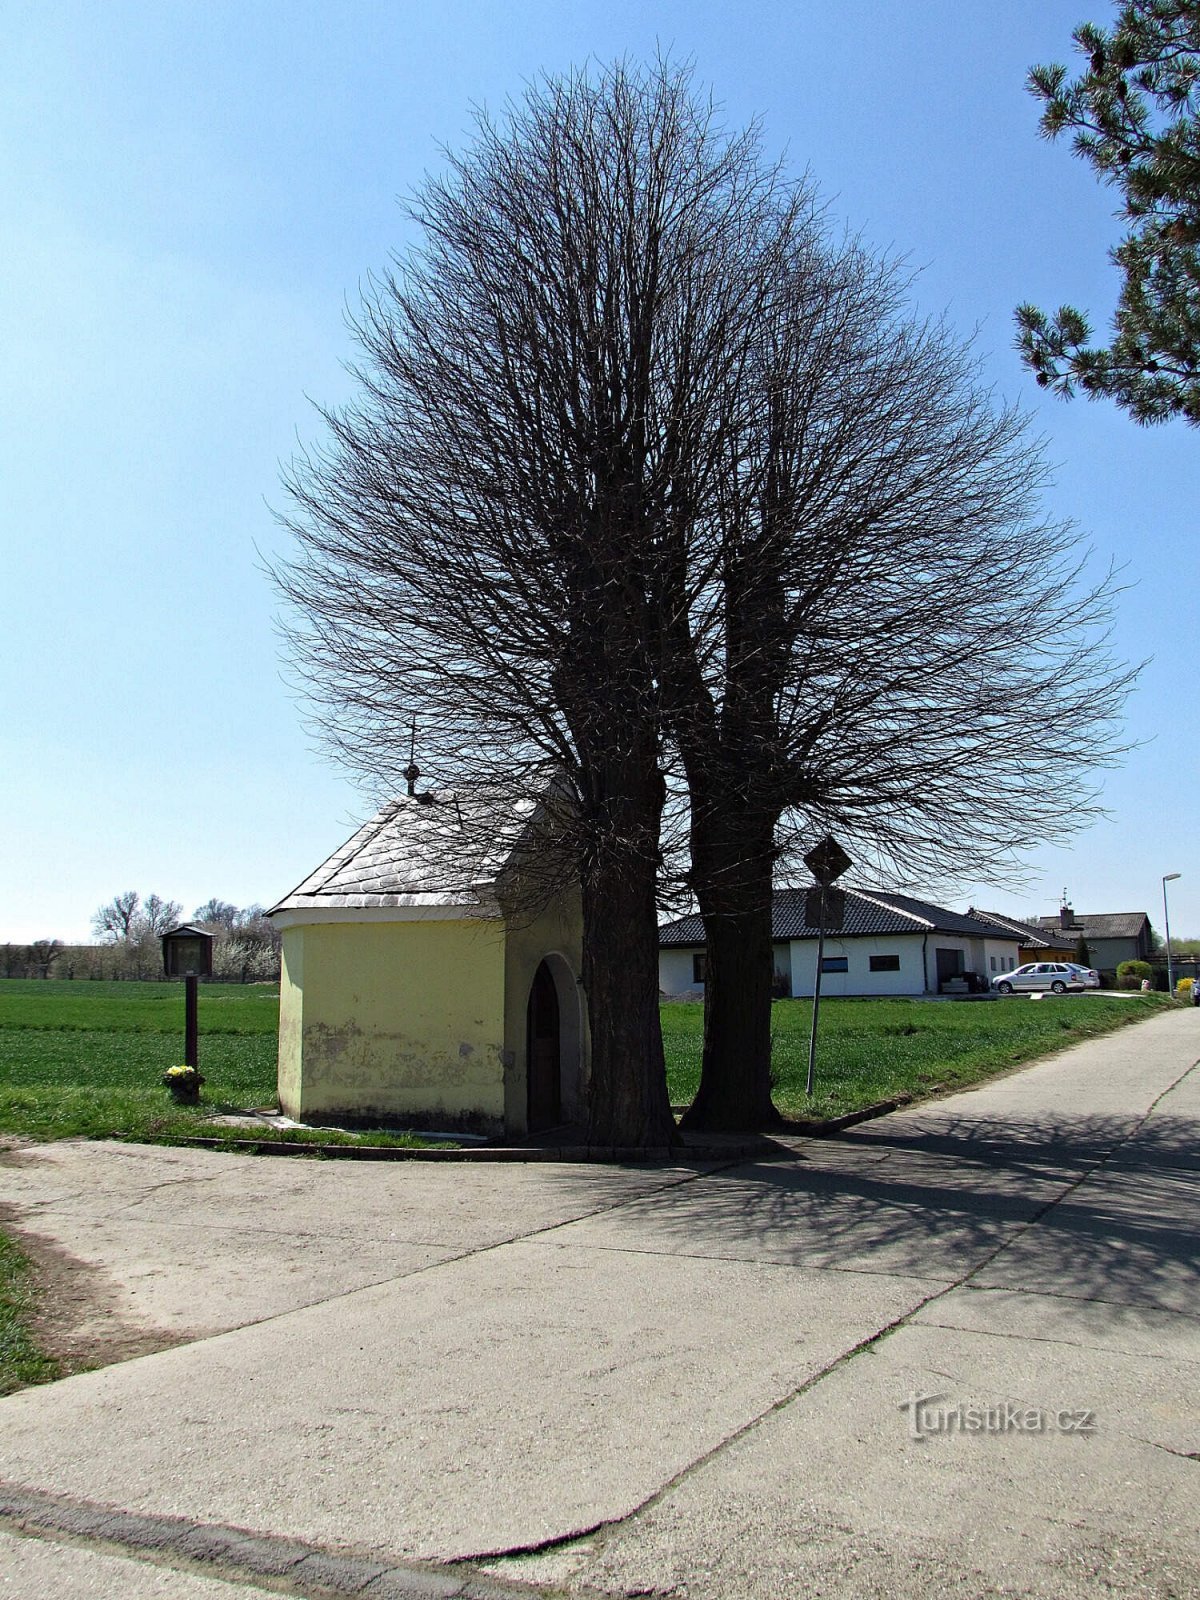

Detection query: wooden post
xmin=184 ymin=974 xmax=199 ymax=1068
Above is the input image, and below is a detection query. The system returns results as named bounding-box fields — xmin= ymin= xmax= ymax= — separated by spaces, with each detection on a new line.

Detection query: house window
xmin=692 ymin=952 xmax=707 ymax=984
xmin=990 ymin=956 xmax=997 ymax=972
xmin=869 ymin=954 xmax=900 ymax=973
xmin=821 ymin=956 xmax=848 ymax=973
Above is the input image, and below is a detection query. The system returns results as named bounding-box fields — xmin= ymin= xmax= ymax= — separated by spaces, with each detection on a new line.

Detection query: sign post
xmin=803 ymin=836 xmax=852 ymax=1099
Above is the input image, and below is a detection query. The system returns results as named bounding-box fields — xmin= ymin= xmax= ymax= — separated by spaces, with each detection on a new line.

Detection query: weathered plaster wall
xmin=278 ymin=928 xmax=304 ymax=1111
xmin=278 ymin=917 xmax=507 ymax=1129
xmin=502 ymin=882 xmax=588 ymax=1135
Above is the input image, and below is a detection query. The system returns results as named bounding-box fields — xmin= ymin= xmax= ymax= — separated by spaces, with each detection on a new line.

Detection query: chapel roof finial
xmin=404 ymin=718 xmax=420 ymax=797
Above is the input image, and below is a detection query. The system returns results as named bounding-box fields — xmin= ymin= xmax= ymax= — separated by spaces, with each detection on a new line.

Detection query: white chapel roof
xmin=270 ymin=791 xmax=538 ymax=915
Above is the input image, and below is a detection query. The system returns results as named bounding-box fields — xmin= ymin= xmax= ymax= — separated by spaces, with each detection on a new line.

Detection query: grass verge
xmin=0 ymin=1230 xmax=60 ymax=1396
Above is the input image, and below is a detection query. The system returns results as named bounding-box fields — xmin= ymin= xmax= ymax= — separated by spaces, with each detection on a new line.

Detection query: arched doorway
xmin=526 ymin=959 xmax=562 ymax=1131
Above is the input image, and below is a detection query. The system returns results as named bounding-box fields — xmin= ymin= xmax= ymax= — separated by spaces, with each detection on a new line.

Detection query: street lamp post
xmin=1163 ymin=873 xmax=1181 ymax=996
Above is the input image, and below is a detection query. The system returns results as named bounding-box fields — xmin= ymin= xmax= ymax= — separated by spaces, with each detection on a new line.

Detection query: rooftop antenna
xmin=404 ymin=718 xmax=420 ymax=798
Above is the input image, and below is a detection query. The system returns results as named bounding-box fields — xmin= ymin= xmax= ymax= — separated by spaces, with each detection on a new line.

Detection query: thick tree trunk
xmin=580 ymin=778 xmax=679 ymax=1149
xmin=680 ymin=812 xmax=783 ymax=1132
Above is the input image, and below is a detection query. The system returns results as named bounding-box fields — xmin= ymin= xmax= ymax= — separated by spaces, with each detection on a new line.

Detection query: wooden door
xmin=526 ymin=960 xmax=562 ymax=1132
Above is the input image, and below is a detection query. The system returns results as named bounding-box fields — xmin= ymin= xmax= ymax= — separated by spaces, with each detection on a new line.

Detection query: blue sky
xmin=2 ymin=0 xmax=1196 ymax=943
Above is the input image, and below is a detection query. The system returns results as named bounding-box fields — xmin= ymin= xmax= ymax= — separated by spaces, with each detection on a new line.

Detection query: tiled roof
xmin=966 ymin=909 xmax=1057 ymax=948
xmin=271 ymin=792 xmax=538 ymax=914
xmin=659 ymin=888 xmax=1021 ymax=947
xmin=1032 ymin=911 xmax=1150 ymax=940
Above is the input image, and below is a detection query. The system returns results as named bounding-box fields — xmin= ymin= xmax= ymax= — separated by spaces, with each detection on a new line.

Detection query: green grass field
xmin=0 ymin=978 xmax=1170 ymax=1142
xmin=0 ymin=980 xmax=281 ymax=1144
xmin=0 ymin=980 xmax=427 ymax=1148
xmin=665 ymin=990 xmax=1169 ymax=1119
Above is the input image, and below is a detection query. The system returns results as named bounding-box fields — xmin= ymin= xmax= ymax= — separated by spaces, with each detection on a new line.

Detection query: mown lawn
xmin=662 ymin=992 xmax=1172 ymax=1121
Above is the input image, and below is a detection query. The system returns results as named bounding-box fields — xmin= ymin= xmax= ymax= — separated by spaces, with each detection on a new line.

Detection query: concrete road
xmin=0 ymin=1008 xmax=1197 ymax=1598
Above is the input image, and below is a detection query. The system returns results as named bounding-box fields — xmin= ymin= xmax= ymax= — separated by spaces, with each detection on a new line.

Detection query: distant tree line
xmin=0 ymin=893 xmax=281 ymax=982
xmin=188 ymin=898 xmax=283 ymax=983
xmin=0 ymin=940 xmax=67 ymax=980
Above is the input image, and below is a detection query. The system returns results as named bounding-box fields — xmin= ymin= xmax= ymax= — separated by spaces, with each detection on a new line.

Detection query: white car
xmin=1063 ymin=961 xmax=1101 ymax=989
xmin=993 ymin=961 xmax=1094 ymax=995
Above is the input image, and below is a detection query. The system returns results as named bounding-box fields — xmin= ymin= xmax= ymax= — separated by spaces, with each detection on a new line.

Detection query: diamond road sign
xmin=803 ymin=835 xmax=852 ymax=887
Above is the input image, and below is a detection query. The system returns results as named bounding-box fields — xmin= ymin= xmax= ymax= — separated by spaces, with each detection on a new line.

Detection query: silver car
xmin=993 ymin=961 xmax=1092 ymax=995
xmin=1063 ymin=962 xmax=1101 ymax=989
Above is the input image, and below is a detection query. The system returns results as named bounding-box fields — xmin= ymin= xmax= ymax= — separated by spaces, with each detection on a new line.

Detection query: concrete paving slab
xmin=912 ymin=1284 xmax=1200 ymax=1362
xmin=0 ymin=1239 xmax=939 ymax=1562
xmin=509 ymin=1313 xmax=1200 ymax=1600
xmin=0 ymin=1142 xmax=716 ymax=1338
xmin=5 ymin=1214 xmax=458 ymax=1337
xmin=551 ymin=1145 xmax=1073 ymax=1277
xmin=845 ymin=1008 xmax=1200 ymax=1169
xmin=0 ymin=1140 xmax=712 ymax=1248
xmin=1106 ymin=1061 xmax=1200 ymax=1173
xmin=0 ymin=1527 xmax=259 ymax=1598
xmin=844 ymin=1109 xmax=1145 ymax=1169
xmin=970 ymin=1161 xmax=1200 ymax=1312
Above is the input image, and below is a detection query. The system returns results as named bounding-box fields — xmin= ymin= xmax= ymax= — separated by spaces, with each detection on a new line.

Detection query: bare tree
xmin=24 ymin=939 xmax=64 ymax=979
xmin=659 ymin=237 xmax=1136 ymax=1128
xmin=91 ymin=891 xmax=141 ymax=943
xmin=138 ymin=894 xmax=181 ymax=939
xmin=91 ymin=891 xmax=182 ymax=980
xmin=191 ymin=901 xmax=281 ymax=981
xmin=277 ymin=60 xmax=801 ymax=1147
xmin=194 ymin=898 xmax=239 ymax=932
xmin=276 ymin=57 xmax=1134 ymax=1142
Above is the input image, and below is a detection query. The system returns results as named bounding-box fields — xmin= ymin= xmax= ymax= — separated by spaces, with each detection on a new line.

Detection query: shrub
xmin=1116 ymin=960 xmax=1152 ymax=983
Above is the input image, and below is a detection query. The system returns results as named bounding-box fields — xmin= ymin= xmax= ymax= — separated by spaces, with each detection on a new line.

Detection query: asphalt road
xmin=1 ymin=1006 xmax=1197 ymax=1598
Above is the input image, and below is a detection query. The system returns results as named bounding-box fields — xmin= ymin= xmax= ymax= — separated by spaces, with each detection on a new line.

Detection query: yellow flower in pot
xmin=162 ymin=1064 xmax=205 ymax=1103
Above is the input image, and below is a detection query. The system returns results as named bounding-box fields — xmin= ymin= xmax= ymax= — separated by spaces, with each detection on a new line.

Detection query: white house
xmin=659 ymin=887 xmax=1024 ymax=999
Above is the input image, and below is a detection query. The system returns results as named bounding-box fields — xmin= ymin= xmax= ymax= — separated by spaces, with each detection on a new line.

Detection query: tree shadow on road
xmin=541 ymin=1107 xmax=1200 ymax=1316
